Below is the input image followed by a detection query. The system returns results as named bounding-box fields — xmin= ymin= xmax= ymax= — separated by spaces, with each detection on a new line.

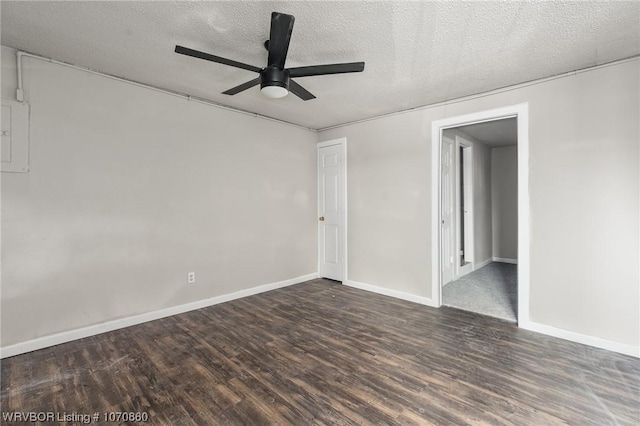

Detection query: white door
xmin=441 ymin=136 xmax=455 ymax=285
xmin=318 ymin=141 xmax=345 ymax=281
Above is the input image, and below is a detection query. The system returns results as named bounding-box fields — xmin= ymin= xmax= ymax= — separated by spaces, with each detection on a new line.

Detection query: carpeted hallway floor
xmin=443 ymin=262 xmax=517 ymax=322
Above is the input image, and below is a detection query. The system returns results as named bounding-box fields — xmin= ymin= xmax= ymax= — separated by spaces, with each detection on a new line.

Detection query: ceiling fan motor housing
xmin=260 ymin=66 xmax=290 ymax=90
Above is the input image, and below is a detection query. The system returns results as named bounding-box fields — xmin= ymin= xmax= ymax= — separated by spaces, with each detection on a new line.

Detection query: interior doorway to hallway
xmin=431 ymin=104 xmax=530 ymax=325
xmin=441 ymin=133 xmax=475 ymax=285
xmin=441 ymin=118 xmax=518 ymax=321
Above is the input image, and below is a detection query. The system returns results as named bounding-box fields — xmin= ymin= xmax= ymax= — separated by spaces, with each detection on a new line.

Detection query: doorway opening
xmin=444 ymin=120 xmax=518 ymax=321
xmin=431 ymin=104 xmax=530 ymax=325
xmin=440 ymin=134 xmax=474 ymax=285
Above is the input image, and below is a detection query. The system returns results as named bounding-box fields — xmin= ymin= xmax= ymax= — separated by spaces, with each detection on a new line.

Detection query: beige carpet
xmin=442 ymin=262 xmax=517 ymax=322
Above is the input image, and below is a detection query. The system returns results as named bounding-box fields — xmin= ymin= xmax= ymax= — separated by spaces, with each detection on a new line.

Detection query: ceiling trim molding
xmin=10 ymin=47 xmax=639 ymax=133
xmin=12 ymin=48 xmax=317 ymax=133
xmin=317 ymin=55 xmax=640 ymax=132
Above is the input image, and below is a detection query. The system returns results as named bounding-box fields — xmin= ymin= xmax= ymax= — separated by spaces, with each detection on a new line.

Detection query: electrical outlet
xmin=187 ymin=272 xmax=195 ymax=284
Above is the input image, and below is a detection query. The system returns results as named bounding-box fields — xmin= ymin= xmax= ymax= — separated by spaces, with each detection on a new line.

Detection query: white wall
xmin=1 ymin=46 xmax=317 ymax=348
xmin=491 ymin=145 xmax=518 ymax=260
xmin=319 ymin=59 xmax=640 ymax=350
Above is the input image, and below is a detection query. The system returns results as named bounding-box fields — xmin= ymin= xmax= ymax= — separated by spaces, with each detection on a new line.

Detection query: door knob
xmin=319 ymin=216 xmax=325 ymax=221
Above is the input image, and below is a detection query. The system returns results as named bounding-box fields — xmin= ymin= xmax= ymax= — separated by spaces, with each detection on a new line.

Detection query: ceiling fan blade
xmin=288 ymin=80 xmax=316 ymax=101
xmin=222 ymin=77 xmax=262 ymax=95
xmin=288 ymin=62 xmax=365 ymax=78
xmin=267 ymin=12 xmax=295 ymax=69
xmin=175 ymin=45 xmax=261 ymax=73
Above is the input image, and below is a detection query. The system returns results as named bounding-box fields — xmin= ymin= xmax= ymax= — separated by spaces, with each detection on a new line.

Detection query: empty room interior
xmin=1 ymin=2 xmax=639 ymax=425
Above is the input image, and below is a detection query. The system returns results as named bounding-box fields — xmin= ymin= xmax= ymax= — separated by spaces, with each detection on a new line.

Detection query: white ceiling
xmin=2 ymin=1 xmax=639 ymax=130
xmin=457 ymin=118 xmax=518 ymax=147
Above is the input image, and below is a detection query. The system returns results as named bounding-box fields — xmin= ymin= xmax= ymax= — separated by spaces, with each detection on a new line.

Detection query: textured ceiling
xmin=2 ymin=1 xmax=639 ymax=130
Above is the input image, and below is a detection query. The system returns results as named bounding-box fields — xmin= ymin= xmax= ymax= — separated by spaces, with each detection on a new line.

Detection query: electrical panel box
xmin=1 ymin=98 xmax=29 ymax=173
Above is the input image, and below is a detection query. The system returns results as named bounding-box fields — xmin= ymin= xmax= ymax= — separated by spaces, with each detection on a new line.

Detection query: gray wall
xmin=1 ymin=46 xmax=317 ymax=347
xmin=491 ymin=146 xmax=518 ymax=260
xmin=470 ymin=135 xmax=492 ymax=266
xmin=319 ymin=59 xmax=639 ymax=348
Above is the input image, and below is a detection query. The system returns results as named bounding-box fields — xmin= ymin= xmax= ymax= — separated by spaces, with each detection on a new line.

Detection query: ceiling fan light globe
xmin=261 ymin=85 xmax=289 ymax=99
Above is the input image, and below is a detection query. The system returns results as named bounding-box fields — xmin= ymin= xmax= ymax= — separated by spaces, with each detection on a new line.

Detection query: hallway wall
xmin=491 ymin=145 xmax=518 ymax=261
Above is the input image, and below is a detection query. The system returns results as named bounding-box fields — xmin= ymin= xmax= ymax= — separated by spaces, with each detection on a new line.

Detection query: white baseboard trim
xmin=519 ymin=320 xmax=639 ymax=358
xmin=493 ymin=257 xmax=518 ymax=264
xmin=474 ymin=258 xmax=493 ymax=270
xmin=0 ymin=272 xmax=319 ymax=359
xmin=344 ymin=280 xmax=437 ymax=307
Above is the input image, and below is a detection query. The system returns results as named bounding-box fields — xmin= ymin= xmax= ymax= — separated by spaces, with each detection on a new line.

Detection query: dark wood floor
xmin=2 ymin=279 xmax=639 ymax=425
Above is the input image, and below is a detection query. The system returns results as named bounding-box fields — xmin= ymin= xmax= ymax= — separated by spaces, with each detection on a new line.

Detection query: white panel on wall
xmin=1 ymin=98 xmax=29 ymax=173
xmin=1 ymin=105 xmax=11 ymax=162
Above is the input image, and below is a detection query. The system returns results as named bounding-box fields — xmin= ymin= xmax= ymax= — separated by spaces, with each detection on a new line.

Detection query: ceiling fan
xmin=175 ymin=12 xmax=365 ymax=100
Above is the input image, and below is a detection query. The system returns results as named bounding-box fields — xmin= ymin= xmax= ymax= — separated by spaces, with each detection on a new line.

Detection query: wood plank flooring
xmin=2 ymin=279 xmax=639 ymax=425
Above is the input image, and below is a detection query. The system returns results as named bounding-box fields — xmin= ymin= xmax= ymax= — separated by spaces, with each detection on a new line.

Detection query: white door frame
xmin=455 ymin=136 xmax=474 ymax=278
xmin=317 ymin=138 xmax=348 ymax=282
xmin=431 ymin=104 xmax=530 ymax=325
xmin=440 ymin=135 xmax=455 ymax=286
